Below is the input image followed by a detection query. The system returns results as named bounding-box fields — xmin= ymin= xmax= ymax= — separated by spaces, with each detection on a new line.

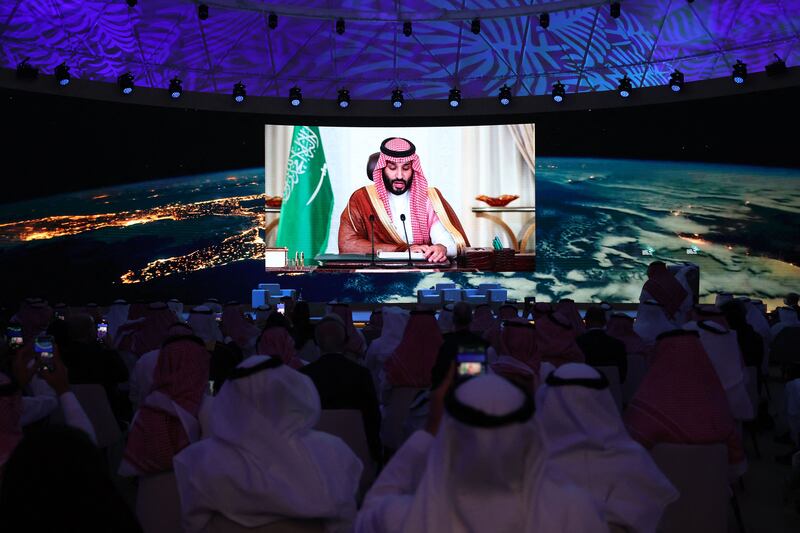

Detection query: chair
xmin=650 ymin=443 xmax=729 ymax=533
xmin=70 ymin=383 xmax=122 ymax=449
xmin=315 ymin=409 xmax=376 ymax=496
xmin=136 ymin=470 xmax=183 ymax=533
xmin=381 ymin=387 xmax=426 ymax=450
xmin=202 ymin=514 xmax=324 ymax=533
xmin=596 ymin=366 xmax=623 ymax=412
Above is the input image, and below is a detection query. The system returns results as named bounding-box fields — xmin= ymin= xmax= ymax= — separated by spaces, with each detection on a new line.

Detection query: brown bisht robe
xmin=338 ymin=185 xmax=470 ymax=255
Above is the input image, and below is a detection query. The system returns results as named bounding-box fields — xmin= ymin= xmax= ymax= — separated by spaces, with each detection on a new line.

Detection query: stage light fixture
xmin=610 ymin=2 xmax=621 ymax=19
xmin=618 ymin=75 xmax=632 ymax=98
xmin=198 ymin=4 xmax=208 ymax=20
xmin=16 ymin=60 xmax=38 ymax=80
xmin=448 ymin=88 xmax=461 ymax=108
xmin=669 ymin=69 xmax=684 ymax=92
xmin=126 ymin=0 xmax=137 ymax=7
xmin=391 ymin=88 xmax=404 ymax=109
xmin=337 ymin=89 xmax=350 ymax=108
xmin=403 ymin=21 xmax=412 ymax=37
xmin=552 ymin=81 xmax=565 ymax=103
xmin=766 ymin=54 xmax=787 ymax=77
xmin=289 ymin=86 xmax=302 ymax=107
xmin=336 ymin=18 xmax=345 ymax=35
xmin=55 ymin=63 xmax=70 ymax=86
xmin=268 ymin=12 xmax=278 ymax=29
xmin=732 ymin=60 xmax=747 ymax=84
xmin=117 ymin=72 xmax=134 ymax=94
xmin=169 ymin=77 xmax=182 ymax=99
xmin=539 ymin=13 xmax=550 ymax=29
xmin=471 ymin=18 xmax=480 ymax=35
xmin=233 ymin=82 xmax=246 ymax=103
xmin=498 ymin=85 xmax=512 ymax=106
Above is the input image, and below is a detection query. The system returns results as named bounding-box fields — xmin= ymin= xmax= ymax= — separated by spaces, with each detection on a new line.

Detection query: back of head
xmin=292 ymin=301 xmax=311 ymax=323
xmin=647 ymin=260 xmax=667 ymax=278
xmin=66 ymin=313 xmax=96 ymax=344
xmin=452 ymin=301 xmax=472 ymax=330
xmin=315 ymin=314 xmax=348 ymax=354
xmin=786 ymin=292 xmax=800 ymax=307
xmin=0 ymin=426 xmax=140 ymax=532
xmin=583 ymin=306 xmax=606 ymax=329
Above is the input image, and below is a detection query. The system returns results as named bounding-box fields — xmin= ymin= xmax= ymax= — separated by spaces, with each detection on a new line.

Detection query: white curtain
xmin=264 ymin=124 xmax=536 ymax=253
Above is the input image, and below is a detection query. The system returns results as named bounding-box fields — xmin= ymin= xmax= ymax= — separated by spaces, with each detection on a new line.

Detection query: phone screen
xmin=7 ymin=326 xmax=23 ymax=348
xmin=277 ymin=303 xmax=286 ymax=315
xmin=97 ymin=321 xmax=108 ymax=340
xmin=456 ymin=352 xmax=487 ymax=377
xmin=214 ymin=313 xmax=222 ymax=323
xmin=35 ymin=335 xmax=55 ymax=372
xmin=207 ymin=380 xmax=216 ymax=396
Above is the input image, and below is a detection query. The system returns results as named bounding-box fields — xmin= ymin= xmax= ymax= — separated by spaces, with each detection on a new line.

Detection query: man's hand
xmin=12 ymin=344 xmax=37 ymax=388
xmin=38 ymin=346 xmax=70 ymax=395
xmin=409 ymin=244 xmax=449 ymax=263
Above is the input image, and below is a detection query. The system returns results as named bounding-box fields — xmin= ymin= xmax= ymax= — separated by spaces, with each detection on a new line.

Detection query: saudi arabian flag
xmin=276 ymin=126 xmax=333 ymax=264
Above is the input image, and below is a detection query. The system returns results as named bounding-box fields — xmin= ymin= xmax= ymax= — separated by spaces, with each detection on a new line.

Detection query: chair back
xmin=650 ymin=443 xmax=728 ymax=533
xmin=315 ymin=409 xmax=376 ymax=495
xmin=381 ymin=387 xmax=425 ymax=450
xmin=202 ymin=514 xmax=324 ymax=532
xmin=136 ymin=470 xmax=183 ymax=533
xmin=596 ymin=366 xmax=623 ymax=412
xmin=71 ymin=383 xmax=122 ymax=449
xmin=770 ymin=326 xmax=800 ymax=364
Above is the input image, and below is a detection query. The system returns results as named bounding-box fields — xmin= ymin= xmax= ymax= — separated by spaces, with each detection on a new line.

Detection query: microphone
xmin=400 ymin=214 xmax=413 ymax=266
xmin=369 ymin=214 xmax=376 ymax=266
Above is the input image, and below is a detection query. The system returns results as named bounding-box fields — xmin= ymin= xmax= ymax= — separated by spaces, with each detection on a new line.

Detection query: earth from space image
xmin=1 ymin=158 xmax=798 ymax=305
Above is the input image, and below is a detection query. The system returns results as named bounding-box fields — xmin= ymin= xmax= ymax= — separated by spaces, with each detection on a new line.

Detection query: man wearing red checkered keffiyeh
xmin=338 ymin=137 xmax=470 ymax=263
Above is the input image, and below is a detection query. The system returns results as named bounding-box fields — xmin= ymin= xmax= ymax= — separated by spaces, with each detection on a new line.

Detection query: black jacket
xmin=576 ymin=329 xmax=628 ymax=383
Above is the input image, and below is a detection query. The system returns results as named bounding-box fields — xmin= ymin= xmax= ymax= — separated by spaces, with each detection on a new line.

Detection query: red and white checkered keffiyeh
xmin=372 ymin=137 xmax=430 ymax=245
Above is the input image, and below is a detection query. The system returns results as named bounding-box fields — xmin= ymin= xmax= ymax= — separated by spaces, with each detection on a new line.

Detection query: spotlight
xmin=448 ymin=88 xmax=461 ymax=108
xmin=539 ymin=13 xmax=550 ymax=29
xmin=732 ymin=60 xmax=747 ymax=84
xmin=403 ymin=21 xmax=412 ymax=37
xmin=498 ymin=85 xmax=512 ymax=106
xmin=289 ymin=86 xmax=302 ymax=107
xmin=126 ymin=0 xmax=137 ymax=7
xmin=471 ymin=18 xmax=480 ymax=35
xmin=117 ymin=72 xmax=134 ymax=94
xmin=198 ymin=4 xmax=208 ymax=21
xmin=55 ymin=63 xmax=70 ymax=86
xmin=669 ymin=69 xmax=684 ymax=92
xmin=391 ymin=88 xmax=404 ymax=109
xmin=169 ymin=77 xmax=182 ymax=99
xmin=233 ymin=82 xmax=246 ymax=103
xmin=268 ymin=12 xmax=278 ymax=30
xmin=766 ymin=54 xmax=787 ymax=77
xmin=16 ymin=60 xmax=38 ymax=80
xmin=337 ymin=89 xmax=350 ymax=108
xmin=610 ymin=2 xmax=621 ymax=19
xmin=336 ymin=18 xmax=345 ymax=35
xmin=618 ymin=75 xmax=632 ymax=98
xmin=552 ymin=81 xmax=565 ymax=103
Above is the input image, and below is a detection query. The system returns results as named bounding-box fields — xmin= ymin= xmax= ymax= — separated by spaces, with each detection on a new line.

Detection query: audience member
xmin=490 ymin=319 xmax=539 ymax=392
xmin=120 ymin=335 xmax=209 ymax=476
xmin=301 ymin=315 xmax=382 ymax=463
xmin=431 ymin=302 xmax=490 ymax=389
xmin=469 ymin=304 xmax=495 ymax=334
xmin=483 ymin=303 xmax=519 ymax=351
xmin=0 ymin=425 xmax=142 ymax=532
xmin=640 ymin=261 xmax=690 ymax=324
xmin=606 ymin=313 xmax=648 ymax=357
xmin=535 ymin=364 xmax=677 ymax=533
xmin=187 ymin=305 xmax=223 ymax=346
xmin=257 ymin=321 xmax=303 ymax=369
xmin=291 ymin=301 xmax=317 ymax=355
xmin=785 ymin=292 xmax=800 ymax=316
xmin=173 ymin=356 xmax=362 ymax=533
xmin=362 ymin=309 xmax=383 ymax=344
xmin=437 ymin=304 xmax=454 ymax=333
xmin=329 ymin=303 xmax=367 ymax=359
xmin=625 ymin=330 xmax=746 ymax=479
xmin=356 ymin=372 xmax=606 ymax=532
xmin=365 ymin=306 xmax=409 ymax=391
xmin=556 ymin=299 xmax=586 ymax=335
xmin=385 ymin=310 xmax=443 ymax=389
xmin=535 ymin=309 xmax=585 ymax=367
xmin=106 ymin=299 xmax=130 ymax=342
xmin=721 ymin=300 xmax=764 ymax=369
xmin=633 ymin=300 xmax=675 ymax=346
xmin=129 ymin=322 xmax=195 ymax=410
xmin=130 ymin=302 xmax=176 ymax=356
xmin=167 ymin=298 xmax=184 ymax=318
xmin=576 ymin=306 xmax=627 ymax=382
xmin=771 ymin=306 xmax=800 ymax=339
xmin=220 ymin=303 xmax=259 ymax=354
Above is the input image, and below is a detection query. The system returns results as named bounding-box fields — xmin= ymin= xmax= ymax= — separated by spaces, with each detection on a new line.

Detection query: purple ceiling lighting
xmin=0 ymin=0 xmax=797 ymax=102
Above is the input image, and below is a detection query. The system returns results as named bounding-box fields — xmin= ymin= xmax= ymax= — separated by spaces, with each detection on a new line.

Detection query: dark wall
xmin=1 ymin=85 xmax=799 ymax=203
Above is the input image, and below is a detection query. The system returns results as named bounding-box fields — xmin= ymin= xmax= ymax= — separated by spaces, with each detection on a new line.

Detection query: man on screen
xmin=338 ymin=137 xmax=469 ymax=263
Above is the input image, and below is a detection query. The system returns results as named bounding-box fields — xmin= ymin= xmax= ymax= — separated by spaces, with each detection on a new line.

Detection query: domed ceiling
xmin=1 ymin=0 xmax=798 ymax=101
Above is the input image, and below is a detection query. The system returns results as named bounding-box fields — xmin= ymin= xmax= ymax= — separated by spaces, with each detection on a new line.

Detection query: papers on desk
xmin=377 ymin=251 xmax=426 ymax=261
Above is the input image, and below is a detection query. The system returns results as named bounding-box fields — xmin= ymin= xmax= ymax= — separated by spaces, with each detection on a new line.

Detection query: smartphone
xmin=34 ymin=335 xmax=55 ymax=372
xmin=456 ymin=352 xmax=487 ymax=377
xmin=97 ymin=320 xmax=108 ymax=341
xmin=214 ymin=313 xmax=222 ymax=323
xmin=55 ymin=312 xmax=65 ymax=321
xmin=207 ymin=380 xmax=216 ymax=396
xmin=277 ymin=303 xmax=286 ymax=315
xmin=7 ymin=325 xmax=23 ymax=349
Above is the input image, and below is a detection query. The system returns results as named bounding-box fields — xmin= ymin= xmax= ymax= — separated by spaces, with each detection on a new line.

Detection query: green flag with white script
xmin=276 ymin=126 xmax=333 ymax=264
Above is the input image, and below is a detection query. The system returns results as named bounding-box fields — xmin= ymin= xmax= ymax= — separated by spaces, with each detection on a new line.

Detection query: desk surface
xmin=471 ymin=206 xmax=536 ymax=213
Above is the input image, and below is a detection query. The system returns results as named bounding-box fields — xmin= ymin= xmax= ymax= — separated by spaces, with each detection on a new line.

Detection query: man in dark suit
xmin=300 ymin=314 xmax=382 ymax=464
xmin=430 ymin=302 xmax=490 ymax=388
xmin=576 ymin=306 xmax=627 ymax=383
